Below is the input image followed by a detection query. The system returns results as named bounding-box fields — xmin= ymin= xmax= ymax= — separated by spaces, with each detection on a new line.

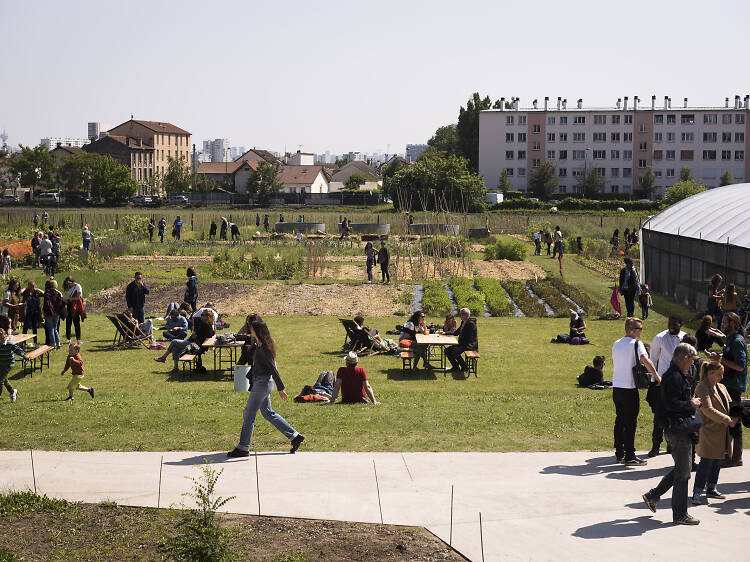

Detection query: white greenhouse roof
xmin=642 ymin=183 xmax=750 ymax=248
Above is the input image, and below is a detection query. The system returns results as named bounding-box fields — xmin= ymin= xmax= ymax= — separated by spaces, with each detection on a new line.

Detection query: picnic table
xmin=415 ymin=333 xmax=458 ymax=371
xmin=201 ymin=336 xmax=243 ymax=372
xmin=10 ymin=333 xmax=37 ymax=350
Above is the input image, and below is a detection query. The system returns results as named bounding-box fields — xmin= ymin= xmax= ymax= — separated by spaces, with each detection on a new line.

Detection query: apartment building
xmin=479 ymin=95 xmax=750 ymax=197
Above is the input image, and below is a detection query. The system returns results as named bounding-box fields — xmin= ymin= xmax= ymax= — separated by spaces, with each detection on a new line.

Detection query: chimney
xmin=562 ymin=99 xmax=567 ymax=109
xmin=745 ymin=95 xmax=749 ymax=109
xmin=616 ymin=98 xmax=622 ymax=109
xmin=634 ymin=96 xmax=639 ymax=110
xmin=725 ymin=97 xmax=730 ymax=108
xmin=544 ymin=96 xmax=549 ymax=111
xmin=515 ymin=97 xmax=520 ymax=111
xmin=533 ymin=99 xmax=538 ymax=109
xmin=499 ymin=97 xmax=505 ymax=111
xmin=684 ymin=97 xmax=688 ymax=108
xmin=623 ymin=96 xmax=628 ymax=111
xmin=735 ymin=95 xmax=740 ymax=109
xmin=651 ymin=95 xmax=656 ymax=110
xmin=668 ymin=97 xmax=672 ymax=109
xmin=557 ymin=97 xmax=561 ymax=110
xmin=577 ymin=98 xmax=583 ymax=109
xmin=664 ymin=96 xmax=669 ymax=109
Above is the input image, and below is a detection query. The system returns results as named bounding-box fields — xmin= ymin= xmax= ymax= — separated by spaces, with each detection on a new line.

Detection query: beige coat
xmin=695 ymin=379 xmax=733 ymax=460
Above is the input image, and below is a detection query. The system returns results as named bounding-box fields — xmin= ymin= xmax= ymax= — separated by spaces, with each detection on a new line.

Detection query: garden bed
xmin=499 ymin=281 xmax=547 ymax=317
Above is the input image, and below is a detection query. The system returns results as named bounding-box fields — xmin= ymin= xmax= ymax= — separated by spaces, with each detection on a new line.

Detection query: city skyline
xmin=1 ymin=0 xmax=748 ymax=156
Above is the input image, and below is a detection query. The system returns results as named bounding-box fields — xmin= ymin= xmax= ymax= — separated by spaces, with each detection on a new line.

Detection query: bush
xmin=448 ymin=277 xmax=486 ymax=317
xmin=474 ymin=277 xmax=512 ymax=316
xmin=484 ymin=236 xmax=528 ymax=261
xmin=557 ymin=198 xmax=659 ymax=212
xmin=0 ymin=491 xmax=78 ymax=516
xmin=120 ymin=214 xmax=150 ymax=235
xmin=499 ymin=281 xmax=546 ymax=317
xmin=421 ymin=280 xmax=452 ymax=317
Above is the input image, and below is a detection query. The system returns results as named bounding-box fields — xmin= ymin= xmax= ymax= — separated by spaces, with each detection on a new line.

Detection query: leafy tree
xmin=381 ymin=157 xmax=406 ymax=180
xmin=90 ymin=155 xmax=138 ymax=203
xmin=0 ymin=159 xmax=19 ymax=193
xmin=58 ymin=152 xmax=101 ymax=194
xmin=679 ymin=166 xmax=693 ymax=182
xmin=497 ymin=168 xmax=512 ymax=196
xmin=427 ymin=124 xmax=459 ymax=155
xmin=720 ymin=170 xmax=733 ymax=186
xmin=663 ymin=179 xmax=706 ymax=207
xmin=382 ymin=151 xmax=485 ymax=212
xmin=163 ymin=156 xmax=192 ymax=193
xmin=527 ymin=162 xmax=558 ymax=201
xmin=145 ymin=170 xmax=163 ymax=196
xmin=456 ymin=93 xmax=502 ymax=172
xmin=10 ymin=144 xmax=56 ymax=189
xmin=245 ymin=162 xmax=283 ymax=204
xmin=344 ymin=172 xmax=369 ymax=189
xmin=335 ymin=157 xmax=352 ymax=168
xmin=578 ymin=167 xmax=606 ymax=198
xmin=637 ymin=166 xmax=656 ymax=199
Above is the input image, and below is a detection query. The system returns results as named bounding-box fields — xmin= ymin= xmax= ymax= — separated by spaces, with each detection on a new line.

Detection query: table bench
xmin=400 ymin=350 xmax=414 ymax=373
xmin=178 ymin=354 xmax=197 ymax=373
xmin=464 ymin=350 xmax=480 ymax=377
xmin=22 ymin=345 xmax=53 ymax=376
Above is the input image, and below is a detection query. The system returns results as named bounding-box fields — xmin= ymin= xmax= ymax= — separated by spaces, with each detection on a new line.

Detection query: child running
xmin=0 ymin=328 xmax=23 ymax=402
xmin=60 ymin=342 xmax=94 ymax=401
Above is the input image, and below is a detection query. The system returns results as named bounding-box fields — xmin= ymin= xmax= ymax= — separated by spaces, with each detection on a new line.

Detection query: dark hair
xmin=409 ymin=310 xmax=424 ymax=324
xmin=186 ymin=267 xmax=196 ymax=277
xmin=1 ymin=249 xmax=7 ymax=257
xmin=134 ymin=271 xmax=142 ymax=279
xmin=251 ymin=321 xmax=276 ymax=358
xmin=593 ymin=355 xmax=605 ymax=368
xmin=245 ymin=313 xmax=262 ymax=326
xmin=700 ymin=315 xmax=713 ymax=327
xmin=681 ymin=334 xmax=698 ymax=347
xmin=353 ymin=315 xmax=364 ymax=326
xmin=668 ymin=314 xmax=683 ymax=325
xmin=63 ymin=276 xmax=75 ymax=289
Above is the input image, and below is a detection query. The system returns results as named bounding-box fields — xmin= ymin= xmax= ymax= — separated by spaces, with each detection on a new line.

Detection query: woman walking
xmin=63 ymin=276 xmax=84 ymax=343
xmin=184 ymin=267 xmax=198 ymax=312
xmin=364 ymin=241 xmax=375 ymax=283
xmin=42 ymin=279 xmax=64 ymax=349
xmin=227 ymin=320 xmax=304 ymax=457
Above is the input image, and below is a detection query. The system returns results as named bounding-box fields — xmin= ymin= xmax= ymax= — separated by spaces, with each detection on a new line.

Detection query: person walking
xmin=639 ymin=284 xmax=652 ymax=320
xmin=41 ymin=210 xmax=48 ymax=224
xmin=60 ymin=342 xmax=94 ymax=401
xmin=256 ymin=214 xmax=261 ymax=228
xmin=227 ymin=320 xmax=305 ymax=457
xmin=533 ymin=230 xmax=542 ymax=256
xmin=220 ymin=217 xmax=228 ymax=240
xmin=1 ymin=249 xmax=10 ymax=279
xmin=40 ymin=234 xmax=53 ymax=275
xmin=642 ymin=343 xmax=702 ymax=525
xmin=612 ymin=317 xmax=658 ymax=465
xmin=0 ymin=327 xmax=24 ymax=403
xmin=81 ymin=224 xmax=92 ymax=251
xmin=364 ymin=241 xmax=375 ymax=283
xmin=552 ymin=226 xmax=563 ymax=258
xmin=377 ymin=241 xmax=390 ymax=284
xmin=208 ymin=220 xmax=217 ymax=241
xmin=63 ymin=276 xmax=84 ymax=344
xmin=184 ymin=267 xmax=198 ymax=312
xmin=158 ymin=216 xmax=166 ymax=243
xmin=263 ymin=214 xmax=269 ymax=232
xmin=172 ymin=215 xmax=183 ymax=241
xmin=543 ymin=230 xmax=553 ymax=256
xmin=147 ymin=219 xmax=155 ymax=242
xmin=42 ymin=279 xmax=64 ymax=349
xmin=20 ymin=281 xmax=43 ymax=336
xmin=618 ymin=257 xmax=641 ymax=317
xmin=125 ymin=272 xmax=149 ymax=324
xmin=33 ymin=213 xmax=39 ymax=228
xmin=31 ymin=231 xmax=41 ymax=269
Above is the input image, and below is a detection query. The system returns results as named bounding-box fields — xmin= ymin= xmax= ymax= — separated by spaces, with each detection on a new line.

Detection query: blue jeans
xmin=236 ymin=376 xmax=296 ymax=452
xmin=167 ymin=339 xmax=191 ymax=361
xmin=693 ymin=457 xmax=722 ymax=494
xmin=133 ymin=306 xmax=145 ymax=324
xmin=44 ymin=314 xmax=60 ymax=347
xmin=647 ymin=431 xmax=693 ymax=518
xmin=163 ymin=330 xmax=187 ymax=341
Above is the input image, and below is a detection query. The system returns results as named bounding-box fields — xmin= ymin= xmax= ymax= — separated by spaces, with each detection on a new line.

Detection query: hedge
xmin=474 ymin=277 xmax=513 ymax=316
xmin=421 ymin=280 xmax=452 ymax=317
xmin=447 ymin=277 xmax=486 ymax=317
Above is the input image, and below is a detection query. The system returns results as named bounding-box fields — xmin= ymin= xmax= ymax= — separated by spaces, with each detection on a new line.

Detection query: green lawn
xmin=1 ymin=310 xmax=674 ymax=453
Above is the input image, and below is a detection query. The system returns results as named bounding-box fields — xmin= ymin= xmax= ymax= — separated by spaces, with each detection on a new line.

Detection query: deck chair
xmin=107 ymin=315 xmax=152 ymax=350
xmin=339 ymin=319 xmax=374 ymax=353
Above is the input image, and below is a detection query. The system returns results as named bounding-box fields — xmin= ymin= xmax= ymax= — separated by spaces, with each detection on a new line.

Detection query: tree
xmin=720 ymin=170 xmax=733 ymax=186
xmin=381 ymin=158 xmax=406 ymax=180
xmin=427 ymin=125 xmax=459 ymax=155
xmin=10 ymin=144 xmax=56 ymax=189
xmin=245 ymin=162 xmax=283 ymax=204
xmin=637 ymin=166 xmax=656 ymax=199
xmin=497 ymin=169 xmax=512 ymax=196
xmin=344 ymin=172 xmax=369 ymax=190
xmin=90 ymin=155 xmax=138 ymax=203
xmin=577 ymin=167 xmax=606 ymax=198
xmin=335 ymin=157 xmax=352 ymax=168
xmin=145 ymin=170 xmax=163 ymax=196
xmin=456 ymin=93 xmax=502 ymax=172
xmin=679 ymin=166 xmax=693 ymax=182
xmin=527 ymin=162 xmax=558 ymax=201
xmin=382 ymin=152 xmax=485 ymax=212
xmin=163 ymin=156 xmax=192 ymax=193
xmin=663 ymin=179 xmax=706 ymax=207
xmin=58 ymin=152 xmax=101 ymax=194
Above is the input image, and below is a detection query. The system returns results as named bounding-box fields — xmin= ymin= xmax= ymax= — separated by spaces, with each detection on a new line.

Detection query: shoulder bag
xmin=670 ymin=410 xmax=703 ymax=434
xmin=632 ymin=340 xmax=650 ymax=389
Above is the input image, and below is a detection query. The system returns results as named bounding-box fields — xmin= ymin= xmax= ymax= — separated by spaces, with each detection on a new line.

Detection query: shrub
xmin=499 ymin=281 xmax=546 ymax=317
xmin=120 ymin=214 xmax=150 ymax=235
xmin=0 ymin=491 xmax=79 ymax=516
xmin=474 ymin=277 xmax=512 ymax=316
xmin=448 ymin=277 xmax=486 ymax=317
xmin=421 ymin=280 xmax=452 ymax=317
xmin=484 ymin=236 xmax=528 ymax=261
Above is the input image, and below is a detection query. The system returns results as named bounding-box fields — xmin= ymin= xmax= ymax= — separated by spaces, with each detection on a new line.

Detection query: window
xmin=735 ymin=151 xmax=745 ymax=161
xmin=559 ymin=133 xmax=567 ymax=142
xmin=653 ymin=150 xmax=663 ymax=160
xmin=736 ymin=132 xmax=745 ymax=142
xmin=558 ymin=168 xmax=567 ymax=177
xmin=680 ymin=150 xmax=694 ymax=161
xmin=666 ymin=150 xmax=675 ymax=160
xmin=624 ymin=132 xmax=633 ymax=142
xmin=654 ymin=170 xmax=662 ymax=177
xmin=596 ymin=167 xmax=606 ymax=176
xmin=624 ymin=150 xmax=633 ymax=160
xmin=547 ymin=133 xmax=555 ymax=142
xmin=558 ymin=150 xmax=567 ymax=160
xmin=532 ymin=141 xmax=541 ymax=150
xmin=532 ymin=124 xmax=541 ymax=133
xmin=505 ymin=168 xmax=514 ymax=176
xmin=574 ymin=116 xmax=586 ymax=124
xmin=703 ymin=132 xmax=717 ymax=142
xmin=573 ymin=132 xmax=585 ymax=142
xmin=547 ymin=150 xmax=555 ymax=159
xmin=704 ymin=114 xmax=718 ymax=124
xmin=505 ymin=151 xmax=514 ymax=160
xmin=518 ymin=150 xmax=526 ymax=160
xmin=611 ymin=185 xmax=619 ymax=192
xmin=654 ymin=115 xmax=664 ymax=124
xmin=623 ymin=168 xmax=632 ymax=178
xmin=703 ymin=150 xmax=717 ymax=160
xmin=611 ymin=168 xmax=619 ymax=177
xmin=654 ymin=132 xmax=663 ymax=142
xmin=667 ymin=114 xmax=676 ymax=124
xmin=667 ymin=132 xmax=676 ymax=142
xmin=722 ymin=114 xmax=732 ymax=124
xmin=639 ymin=124 xmax=647 ymax=133
xmin=666 ymin=168 xmax=675 ymax=178
xmin=559 ymin=116 xmax=568 ymax=124
xmin=572 ymin=169 xmax=584 ymax=178
xmin=681 ymin=114 xmax=695 ymax=124
xmin=559 ymin=185 xmax=567 ymax=193
xmin=593 ymin=132 xmax=606 ymax=142
xmin=532 ymin=159 xmax=540 ymax=168
xmin=572 ymin=150 xmax=585 ymax=160
xmin=638 ymin=159 xmax=647 ymax=168
xmin=722 ymin=150 xmax=731 ymax=161
xmin=506 ymin=133 xmax=514 ymax=142
xmin=611 ymin=132 xmax=621 ymax=142
xmin=518 ymin=168 xmax=526 ymax=176
xmin=624 ymin=115 xmax=633 ymax=124
xmin=593 ymin=150 xmax=606 ymax=159
xmin=518 ymin=132 xmax=526 ymax=142
xmin=547 ymin=116 xmax=556 ymax=125
xmin=736 ymin=114 xmax=745 ymax=124
xmin=506 ymin=116 xmax=514 ymax=125
xmin=610 ymin=150 xmax=620 ymax=160
xmin=681 ymin=132 xmax=694 ymax=142
xmin=611 ymin=115 xmax=621 ymax=124
xmin=639 ymin=141 xmax=648 ymax=151
xmin=518 ymin=116 xmax=527 ymax=125
xmin=594 ymin=115 xmax=607 ymax=125
xmin=723 ymin=132 xmax=732 ymax=142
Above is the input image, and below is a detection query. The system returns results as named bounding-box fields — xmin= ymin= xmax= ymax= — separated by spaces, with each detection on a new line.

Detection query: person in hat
xmin=618 ymin=257 xmax=641 ymax=317
xmin=569 ymin=309 xmax=587 ymax=339
xmin=328 ymin=351 xmax=380 ymax=405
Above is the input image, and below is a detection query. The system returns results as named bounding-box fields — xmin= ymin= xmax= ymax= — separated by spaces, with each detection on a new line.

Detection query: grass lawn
xmin=1 ymin=309 xmax=672 ymax=453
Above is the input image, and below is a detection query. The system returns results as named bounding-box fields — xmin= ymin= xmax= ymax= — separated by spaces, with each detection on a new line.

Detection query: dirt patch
xmin=472 ymin=259 xmax=546 ymax=280
xmin=0 ymin=503 xmax=462 ymax=561
xmin=92 ymin=281 xmax=413 ymax=317
xmin=112 ymin=255 xmax=214 ymax=264
xmin=0 ymin=239 xmax=32 ymax=259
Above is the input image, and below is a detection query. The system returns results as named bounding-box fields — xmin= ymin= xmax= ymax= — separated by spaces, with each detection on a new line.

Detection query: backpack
xmin=215 ymin=333 xmax=236 ymax=345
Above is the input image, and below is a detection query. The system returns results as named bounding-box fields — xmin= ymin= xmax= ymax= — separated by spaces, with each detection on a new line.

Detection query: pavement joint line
xmin=401 ymin=452 xmax=414 ymax=481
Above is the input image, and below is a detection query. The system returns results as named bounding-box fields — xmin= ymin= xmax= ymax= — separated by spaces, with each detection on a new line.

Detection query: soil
xmin=92 ymin=281 xmax=414 ymax=317
xmin=0 ymin=239 xmax=32 ymax=259
xmin=0 ymin=503 xmax=462 ymax=561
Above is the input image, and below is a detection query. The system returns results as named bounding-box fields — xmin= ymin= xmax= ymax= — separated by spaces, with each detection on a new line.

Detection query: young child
xmin=60 ymin=342 xmax=94 ymax=401
xmin=577 ymin=355 xmax=605 ymax=387
xmin=639 ymin=284 xmax=653 ymax=319
xmin=0 ymin=328 xmax=24 ymax=402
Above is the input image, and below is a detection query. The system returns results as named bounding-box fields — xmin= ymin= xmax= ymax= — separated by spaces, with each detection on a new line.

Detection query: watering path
xmin=3 ymin=449 xmax=749 ymax=561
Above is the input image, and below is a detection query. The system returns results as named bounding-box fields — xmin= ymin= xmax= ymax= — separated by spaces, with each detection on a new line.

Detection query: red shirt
xmin=336 ymin=366 xmax=367 ymax=403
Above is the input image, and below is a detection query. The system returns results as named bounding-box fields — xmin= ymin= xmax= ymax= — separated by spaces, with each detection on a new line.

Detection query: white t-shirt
xmin=650 ymin=329 xmax=686 ymax=380
xmin=0 ymin=290 xmax=10 ymax=315
xmin=400 ymin=320 xmax=416 ymax=341
xmin=68 ymin=283 xmax=83 ymax=299
xmin=612 ymin=336 xmax=647 ymax=389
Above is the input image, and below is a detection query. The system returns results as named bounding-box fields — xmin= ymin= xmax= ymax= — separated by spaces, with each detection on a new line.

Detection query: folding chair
xmin=107 ymin=315 xmax=152 ymax=350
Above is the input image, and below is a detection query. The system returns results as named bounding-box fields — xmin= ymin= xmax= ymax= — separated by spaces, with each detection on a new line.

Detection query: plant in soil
xmin=500 ymin=280 xmax=546 ymax=317
xmin=447 ymin=277 xmax=485 ymax=317
xmin=528 ymin=280 xmax=570 ymax=317
xmin=484 ymin=235 xmax=528 ymax=261
xmin=421 ymin=280 xmax=452 ymax=316
xmin=474 ymin=277 xmax=513 ymax=316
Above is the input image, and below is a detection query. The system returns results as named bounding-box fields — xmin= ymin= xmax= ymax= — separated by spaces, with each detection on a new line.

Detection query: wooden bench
xmin=464 ymin=350 xmax=480 ymax=377
xmin=400 ymin=350 xmax=413 ymax=373
xmin=178 ymin=354 xmax=197 ymax=373
xmin=22 ymin=345 xmax=53 ymax=376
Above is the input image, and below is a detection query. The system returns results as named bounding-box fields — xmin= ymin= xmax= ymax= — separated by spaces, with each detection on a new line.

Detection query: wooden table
xmin=201 ymin=336 xmax=244 ymax=372
xmin=415 ymin=333 xmax=458 ymax=371
xmin=10 ymin=333 xmax=37 ymax=349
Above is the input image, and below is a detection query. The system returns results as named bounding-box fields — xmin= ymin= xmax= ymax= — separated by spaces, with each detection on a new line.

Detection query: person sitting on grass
xmin=328 ymin=352 xmax=380 ymax=405
xmin=163 ymin=308 xmax=188 ymax=341
xmin=578 ymin=355 xmax=605 ymax=387
xmin=154 ymin=309 xmax=215 ymax=374
xmin=60 ymin=342 xmax=93 ymax=402
xmin=569 ymin=310 xmax=587 ymax=340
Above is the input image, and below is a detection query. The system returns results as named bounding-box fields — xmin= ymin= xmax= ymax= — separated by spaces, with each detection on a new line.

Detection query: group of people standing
xmin=533 ymin=226 xmax=564 ymax=257
xmin=363 ymin=241 xmax=390 ymax=284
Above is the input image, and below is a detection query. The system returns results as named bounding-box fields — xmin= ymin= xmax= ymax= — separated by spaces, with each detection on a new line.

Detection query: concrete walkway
xmin=2 ymin=450 xmax=749 ymax=561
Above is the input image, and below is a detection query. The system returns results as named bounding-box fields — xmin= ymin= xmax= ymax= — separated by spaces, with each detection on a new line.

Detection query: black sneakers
xmin=674 ymin=514 xmax=700 ymax=525
xmin=623 ymin=456 xmax=647 ymax=466
xmin=227 ymin=448 xmax=249 ymax=458
xmin=290 ymin=434 xmax=305 ymax=454
xmin=88 ymin=387 xmax=95 ymax=399
xmin=647 ymin=447 xmax=660 ymax=458
xmin=642 ymin=493 xmax=657 ymax=513
xmin=705 ymin=488 xmax=725 ymax=499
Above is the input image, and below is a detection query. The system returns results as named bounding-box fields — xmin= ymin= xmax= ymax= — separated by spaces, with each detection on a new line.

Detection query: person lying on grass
xmin=328 ymin=352 xmax=380 ymax=405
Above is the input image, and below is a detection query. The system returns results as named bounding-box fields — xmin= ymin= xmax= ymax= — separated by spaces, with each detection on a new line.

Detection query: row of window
xmin=652 ymin=150 xmax=744 ymax=161
xmin=504 ymin=114 xmax=746 ymax=126
xmin=505 ymin=149 xmax=636 ymax=160
xmin=504 ymin=131 xmax=746 ymax=144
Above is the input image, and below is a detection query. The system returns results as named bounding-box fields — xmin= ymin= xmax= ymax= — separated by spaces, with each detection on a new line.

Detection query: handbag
xmin=632 ymin=340 xmax=650 ymax=389
xmin=669 ymin=411 xmax=703 ymax=434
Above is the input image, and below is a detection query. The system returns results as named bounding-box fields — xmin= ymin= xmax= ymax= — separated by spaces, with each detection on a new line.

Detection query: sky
xmin=2 ymin=0 xmax=749 ymax=156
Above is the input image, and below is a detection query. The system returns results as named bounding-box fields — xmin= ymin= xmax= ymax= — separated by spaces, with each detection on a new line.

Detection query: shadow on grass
xmin=164 ymin=370 xmax=233 ymax=383
xmin=540 ymin=455 xmax=632 ymax=477
xmin=165 ymin=451 xmax=289 ymax=466
xmin=572 ymin=515 xmax=663 ymax=539
xmin=385 ymin=368 xmax=438 ymax=381
xmin=10 ymin=370 xmax=34 ymax=381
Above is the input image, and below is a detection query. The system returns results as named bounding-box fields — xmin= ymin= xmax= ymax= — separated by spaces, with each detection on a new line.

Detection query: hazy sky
xmin=2 ymin=0 xmax=749 ymax=155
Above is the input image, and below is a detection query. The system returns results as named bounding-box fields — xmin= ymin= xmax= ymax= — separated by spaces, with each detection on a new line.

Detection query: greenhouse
xmin=641 ymin=183 xmax=750 ymax=311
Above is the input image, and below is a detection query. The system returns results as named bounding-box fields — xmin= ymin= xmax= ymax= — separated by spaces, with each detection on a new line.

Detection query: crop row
xmin=421 ymin=280 xmax=453 ymax=317
xmin=473 ymin=277 xmax=513 ymax=316
xmin=448 ymin=277 xmax=486 ymax=317
xmin=499 ymin=281 xmax=547 ymax=317
xmin=546 ymin=277 xmax=607 ymax=317
xmin=528 ymin=280 xmax=571 ymax=318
